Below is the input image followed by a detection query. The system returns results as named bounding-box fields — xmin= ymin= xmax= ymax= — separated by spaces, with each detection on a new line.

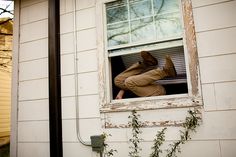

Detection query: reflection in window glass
xmin=155 ymin=13 xmax=182 ymax=39
xmin=153 ymin=0 xmax=179 ymax=14
xmin=130 ymin=0 xmax=152 ymax=19
xmin=107 ymin=22 xmax=129 ymax=46
xmin=131 ymin=17 xmax=155 ymax=42
xmin=106 ymin=5 xmax=128 ymax=24
xmin=106 ymin=0 xmax=182 ymax=48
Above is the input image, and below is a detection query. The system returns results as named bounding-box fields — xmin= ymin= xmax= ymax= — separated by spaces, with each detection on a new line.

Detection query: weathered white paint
xmin=20 ymin=1 xmax=48 ymax=25
xmin=13 ymin=0 xmax=236 ymax=157
xmin=18 ymin=99 xmax=49 ymax=121
xmin=10 ymin=0 xmax=20 ymax=156
xmin=18 ymin=121 xmax=49 ymax=142
xmin=193 ymin=0 xmax=236 ymax=32
xmin=220 ymin=140 xmax=236 ymax=157
xmin=191 ymin=0 xmax=231 ymax=8
xmin=97 ymin=0 xmax=203 ymax=125
xmin=60 ymin=33 xmax=75 ymax=54
xmin=20 ymin=19 xmax=48 ymax=43
xmin=199 ymin=54 xmax=236 ymax=83
xmin=19 ymin=38 xmax=48 ymax=61
xmin=196 ymin=27 xmax=236 ymax=57
xmin=18 ymin=143 xmax=50 ymax=157
xmin=60 ymin=12 xmax=74 ymax=34
xmin=19 ymin=58 xmax=48 ymax=81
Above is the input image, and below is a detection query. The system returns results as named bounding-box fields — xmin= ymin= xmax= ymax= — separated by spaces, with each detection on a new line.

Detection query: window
xmin=106 ymin=0 xmax=182 ymax=47
xmin=97 ymin=0 xmax=202 ymax=113
xmin=106 ymin=0 xmax=187 ymax=99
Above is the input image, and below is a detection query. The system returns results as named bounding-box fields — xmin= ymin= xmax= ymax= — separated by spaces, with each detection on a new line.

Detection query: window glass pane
xmin=106 ymin=7 xmax=128 ymax=24
xmin=105 ymin=0 xmax=183 ymax=47
xmin=155 ymin=13 xmax=182 ymax=40
xmin=106 ymin=1 xmax=128 ymax=24
xmin=107 ymin=22 xmax=129 ymax=47
xmin=131 ymin=17 xmax=155 ymax=42
xmin=154 ymin=0 xmax=179 ymax=15
xmin=129 ymin=0 xmax=152 ymax=19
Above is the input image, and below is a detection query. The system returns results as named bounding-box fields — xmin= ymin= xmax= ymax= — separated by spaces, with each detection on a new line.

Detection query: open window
xmin=105 ymin=0 xmax=187 ymax=99
xmin=97 ymin=0 xmax=202 ymax=112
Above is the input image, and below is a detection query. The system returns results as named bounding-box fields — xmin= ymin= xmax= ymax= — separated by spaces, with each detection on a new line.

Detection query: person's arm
xmin=115 ymin=89 xmax=125 ymax=99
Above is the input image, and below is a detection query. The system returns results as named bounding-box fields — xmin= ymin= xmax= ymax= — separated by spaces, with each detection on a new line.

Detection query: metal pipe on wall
xmin=48 ymin=0 xmax=63 ymax=156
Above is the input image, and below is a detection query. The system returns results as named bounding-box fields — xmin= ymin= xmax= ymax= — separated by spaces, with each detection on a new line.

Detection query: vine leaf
xmin=166 ymin=109 xmax=201 ymax=157
xmin=150 ymin=127 xmax=167 ymax=157
xmin=128 ymin=110 xmax=143 ymax=157
xmin=102 ymin=133 xmax=118 ymax=157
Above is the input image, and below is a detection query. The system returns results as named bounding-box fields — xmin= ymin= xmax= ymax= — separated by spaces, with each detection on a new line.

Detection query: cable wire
xmin=73 ymin=0 xmax=91 ymax=146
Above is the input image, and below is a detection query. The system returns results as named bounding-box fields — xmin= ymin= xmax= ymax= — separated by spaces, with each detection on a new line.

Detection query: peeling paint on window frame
xmin=96 ymin=0 xmax=203 ymax=116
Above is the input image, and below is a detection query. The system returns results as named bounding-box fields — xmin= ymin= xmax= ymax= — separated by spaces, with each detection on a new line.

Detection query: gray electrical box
xmin=90 ymin=135 xmax=104 ymax=152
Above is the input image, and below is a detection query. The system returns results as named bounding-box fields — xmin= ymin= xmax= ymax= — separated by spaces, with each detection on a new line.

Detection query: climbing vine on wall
xmin=128 ymin=110 xmax=143 ymax=157
xmin=166 ymin=110 xmax=201 ymax=157
xmin=150 ymin=127 xmax=167 ymax=157
xmin=102 ymin=133 xmax=118 ymax=157
xmin=102 ymin=109 xmax=201 ymax=157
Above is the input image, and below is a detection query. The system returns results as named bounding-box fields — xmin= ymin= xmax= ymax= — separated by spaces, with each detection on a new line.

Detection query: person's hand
xmin=115 ymin=90 xmax=125 ymax=99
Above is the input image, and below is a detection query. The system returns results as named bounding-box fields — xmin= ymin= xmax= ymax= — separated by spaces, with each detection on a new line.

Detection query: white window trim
xmin=96 ymin=0 xmax=203 ymax=114
xmin=11 ymin=0 xmax=20 ymax=156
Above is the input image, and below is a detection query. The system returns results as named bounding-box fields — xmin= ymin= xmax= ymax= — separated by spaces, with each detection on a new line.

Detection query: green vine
xmin=150 ymin=127 xmax=167 ymax=157
xmin=128 ymin=110 xmax=143 ymax=157
xmin=102 ymin=109 xmax=201 ymax=157
xmin=102 ymin=133 xmax=118 ymax=157
xmin=166 ymin=109 xmax=201 ymax=157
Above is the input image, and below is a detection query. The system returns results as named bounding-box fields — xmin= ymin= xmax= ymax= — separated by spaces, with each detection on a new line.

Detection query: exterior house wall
xmin=17 ymin=0 xmax=49 ymax=156
xmin=14 ymin=0 xmax=236 ymax=157
xmin=0 ymin=18 xmax=13 ymax=146
xmin=0 ymin=72 xmax=11 ymax=139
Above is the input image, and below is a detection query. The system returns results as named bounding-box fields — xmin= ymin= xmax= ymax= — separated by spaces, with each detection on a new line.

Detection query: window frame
xmin=96 ymin=0 xmax=202 ymax=113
